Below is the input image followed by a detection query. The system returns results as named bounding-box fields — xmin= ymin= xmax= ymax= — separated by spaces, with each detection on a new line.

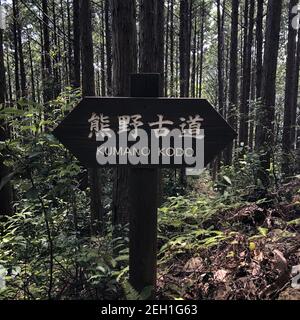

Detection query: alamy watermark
xmin=88 ymin=112 xmax=205 ymax=175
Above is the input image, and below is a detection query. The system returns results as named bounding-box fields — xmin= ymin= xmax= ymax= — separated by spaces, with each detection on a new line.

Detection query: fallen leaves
xmin=291 ymin=265 xmax=300 ymax=290
xmin=157 ymin=185 xmax=300 ymax=300
xmin=214 ymin=269 xmax=228 ymax=282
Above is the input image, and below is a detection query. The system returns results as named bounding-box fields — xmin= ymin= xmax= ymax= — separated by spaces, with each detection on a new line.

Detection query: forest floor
xmin=156 ymin=177 xmax=300 ymax=300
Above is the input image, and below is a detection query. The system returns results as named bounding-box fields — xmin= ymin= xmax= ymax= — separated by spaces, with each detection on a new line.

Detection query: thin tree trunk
xmin=28 ymin=37 xmax=36 ymax=102
xmin=291 ymin=22 xmax=300 ymax=152
xmin=217 ymin=0 xmax=225 ymax=116
xmin=0 ymin=28 xmax=13 ymax=217
xmin=96 ymin=53 xmax=100 ymax=95
xmin=157 ymin=0 xmax=164 ymax=94
xmin=199 ymin=0 xmax=205 ymax=97
xmin=73 ymin=0 xmax=81 ymax=87
xmin=224 ymin=37 xmax=230 ymax=119
xmin=176 ymin=31 xmax=179 ymax=97
xmin=249 ymin=63 xmax=255 ymax=150
xmin=52 ymin=0 xmax=61 ymax=96
xmin=42 ymin=0 xmax=53 ymax=103
xmin=105 ymin=0 xmax=112 ymax=95
xmin=179 ymin=0 xmax=192 ymax=187
xmin=239 ymin=0 xmax=254 ymax=146
xmin=254 ymin=0 xmax=264 ymax=148
xmin=6 ymin=46 xmax=13 ymax=102
xmin=158 ymin=0 xmax=165 ymax=205
xmin=282 ymin=0 xmax=298 ymax=177
xmin=15 ymin=0 xmax=26 ymax=98
xmin=170 ymin=0 xmax=175 ymax=96
xmin=224 ymin=0 xmax=239 ymax=165
xmin=256 ymin=0 xmax=263 ymax=100
xmin=60 ymin=0 xmax=68 ymax=86
xmin=294 ymin=26 xmax=300 ymax=172
xmin=100 ymin=1 xmax=106 ymax=96
xmin=67 ymin=0 xmax=73 ymax=85
xmin=212 ymin=0 xmax=225 ymax=179
xmin=80 ymin=0 xmax=103 ymax=235
xmin=164 ymin=0 xmax=170 ymax=96
xmin=12 ymin=0 xmax=20 ymax=99
xmin=256 ymin=0 xmax=283 ymax=188
xmin=179 ymin=0 xmax=191 ymax=98
xmin=196 ymin=17 xmax=200 ymax=98
xmin=191 ymin=14 xmax=197 ymax=98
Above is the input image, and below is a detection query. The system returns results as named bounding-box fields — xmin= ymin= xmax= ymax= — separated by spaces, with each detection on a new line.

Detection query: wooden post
xmin=129 ymin=74 xmax=160 ymax=296
xmin=53 ymin=72 xmax=237 ymax=297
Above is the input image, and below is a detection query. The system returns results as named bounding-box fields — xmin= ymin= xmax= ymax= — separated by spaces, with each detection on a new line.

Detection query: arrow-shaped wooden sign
xmin=52 ymin=74 xmax=237 ymax=296
xmin=53 ymin=97 xmax=236 ymax=169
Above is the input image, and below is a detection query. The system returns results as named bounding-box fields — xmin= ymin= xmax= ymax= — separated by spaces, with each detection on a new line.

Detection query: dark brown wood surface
xmin=129 ymin=74 xmax=159 ymax=296
xmin=53 ymin=95 xmax=236 ymax=168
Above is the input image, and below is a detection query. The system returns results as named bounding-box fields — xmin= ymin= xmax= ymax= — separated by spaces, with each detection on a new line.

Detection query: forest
xmin=0 ymin=0 xmax=300 ymax=301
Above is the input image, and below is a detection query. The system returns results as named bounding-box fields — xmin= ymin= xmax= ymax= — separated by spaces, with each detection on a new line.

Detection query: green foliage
xmin=217 ymin=152 xmax=263 ymax=195
xmin=121 ymin=281 xmax=153 ymax=300
xmin=157 ymin=188 xmax=244 ymax=266
xmin=0 ymin=90 xmax=128 ymax=300
xmin=0 ymin=86 xmax=297 ymax=300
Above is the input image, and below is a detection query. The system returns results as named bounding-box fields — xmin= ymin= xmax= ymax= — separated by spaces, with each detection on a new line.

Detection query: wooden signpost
xmin=53 ymin=73 xmax=237 ymax=297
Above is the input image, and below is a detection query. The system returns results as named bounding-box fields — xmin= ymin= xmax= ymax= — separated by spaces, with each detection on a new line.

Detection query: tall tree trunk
xmin=14 ymin=0 xmax=26 ymax=98
xmin=170 ymin=0 xmax=175 ymax=96
xmin=157 ymin=0 xmax=164 ymax=93
xmin=111 ymin=0 xmax=137 ymax=225
xmin=17 ymin=36 xmax=26 ymax=98
xmin=157 ymin=0 xmax=165 ymax=204
xmin=282 ymin=0 xmax=298 ymax=177
xmin=249 ymin=67 xmax=255 ymax=150
xmin=179 ymin=0 xmax=191 ymax=187
xmin=12 ymin=0 xmax=20 ymax=99
xmin=213 ymin=0 xmax=225 ymax=179
xmin=139 ymin=0 xmax=164 ymax=75
xmin=28 ymin=36 xmax=36 ymax=102
xmin=297 ymin=126 xmax=300 ymax=173
xmin=52 ymin=0 xmax=61 ymax=96
xmin=6 ymin=46 xmax=13 ymax=103
xmin=105 ymin=0 xmax=112 ymax=95
xmin=291 ymin=19 xmax=300 ymax=153
xmin=73 ymin=0 xmax=81 ymax=87
xmin=239 ymin=0 xmax=254 ymax=146
xmin=139 ymin=0 xmax=165 ymax=203
xmin=179 ymin=0 xmax=191 ymax=98
xmin=176 ymin=36 xmax=179 ymax=96
xmin=254 ymin=0 xmax=264 ymax=148
xmin=256 ymin=0 xmax=282 ymax=188
xmin=191 ymin=14 xmax=197 ymax=98
xmin=198 ymin=0 xmax=205 ymax=97
xmin=0 ymin=28 xmax=13 ymax=217
xmin=294 ymin=26 xmax=300 ymax=172
xmin=100 ymin=1 xmax=106 ymax=96
xmin=60 ymin=0 xmax=68 ymax=87
xmin=67 ymin=0 xmax=73 ymax=85
xmin=164 ymin=0 xmax=170 ymax=96
xmin=217 ymin=0 xmax=225 ymax=116
xmin=225 ymin=0 xmax=239 ymax=165
xmin=80 ymin=0 xmax=103 ymax=235
xmin=95 ymin=53 xmax=100 ymax=95
xmin=42 ymin=0 xmax=53 ymax=103
xmin=256 ymin=0 xmax=264 ymax=100
xmin=40 ymin=22 xmax=44 ymax=104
